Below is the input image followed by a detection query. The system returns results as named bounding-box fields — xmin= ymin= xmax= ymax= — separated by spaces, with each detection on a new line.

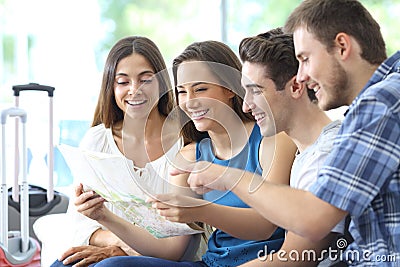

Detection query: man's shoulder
xmin=363 ymin=52 xmax=400 ymax=105
xmin=367 ymin=73 xmax=400 ymax=97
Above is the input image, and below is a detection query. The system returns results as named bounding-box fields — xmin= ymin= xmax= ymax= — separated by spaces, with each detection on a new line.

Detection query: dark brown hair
xmin=239 ymin=28 xmax=317 ymax=101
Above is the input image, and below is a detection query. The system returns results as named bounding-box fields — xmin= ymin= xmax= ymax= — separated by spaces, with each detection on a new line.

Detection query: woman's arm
xmin=89 ymin=228 xmax=139 ymax=256
xmin=155 ymin=135 xmax=296 ymax=240
xmin=203 ymin=132 xmax=295 ymax=239
xmin=259 ymin=132 xmax=297 ymax=185
xmin=169 ymin=143 xmax=202 ymax=198
xmin=96 ymin=209 xmax=192 ymax=260
xmin=70 ymin=183 xmax=136 ymax=252
xmin=75 ymin=184 xmax=192 ymax=261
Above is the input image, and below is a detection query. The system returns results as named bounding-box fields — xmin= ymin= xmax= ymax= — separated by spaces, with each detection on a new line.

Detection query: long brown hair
xmin=172 ymin=40 xmax=254 ymax=144
xmin=92 ymin=36 xmax=173 ymax=137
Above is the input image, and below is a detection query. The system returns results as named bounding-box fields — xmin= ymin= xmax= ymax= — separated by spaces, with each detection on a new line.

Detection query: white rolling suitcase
xmin=7 ymin=83 xmax=69 ymax=242
xmin=0 ymin=107 xmax=41 ymax=266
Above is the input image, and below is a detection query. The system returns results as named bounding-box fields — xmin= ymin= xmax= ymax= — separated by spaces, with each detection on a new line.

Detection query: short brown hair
xmin=284 ymin=0 xmax=386 ymax=64
xmin=239 ymin=28 xmax=317 ymax=102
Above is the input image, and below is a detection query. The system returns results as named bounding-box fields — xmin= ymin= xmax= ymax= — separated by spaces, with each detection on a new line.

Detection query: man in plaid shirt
xmin=284 ymin=0 xmax=399 ymax=265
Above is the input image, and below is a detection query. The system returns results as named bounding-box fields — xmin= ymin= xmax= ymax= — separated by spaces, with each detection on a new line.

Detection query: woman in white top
xmin=52 ymin=36 xmax=200 ymax=267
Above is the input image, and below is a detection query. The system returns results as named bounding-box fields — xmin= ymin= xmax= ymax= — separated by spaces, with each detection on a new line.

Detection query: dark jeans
xmin=92 ymin=256 xmax=207 ymax=267
xmin=51 ymin=256 xmax=207 ymax=267
xmin=50 ymin=259 xmax=95 ymax=267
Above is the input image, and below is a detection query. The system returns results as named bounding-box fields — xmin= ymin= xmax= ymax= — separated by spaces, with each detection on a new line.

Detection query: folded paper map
xmin=58 ymin=144 xmax=203 ymax=238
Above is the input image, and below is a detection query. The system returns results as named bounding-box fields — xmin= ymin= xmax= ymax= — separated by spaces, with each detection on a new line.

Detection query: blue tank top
xmin=196 ymin=124 xmax=285 ymax=266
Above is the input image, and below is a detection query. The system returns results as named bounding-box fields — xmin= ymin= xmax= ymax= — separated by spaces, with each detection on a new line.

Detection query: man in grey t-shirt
xmin=239 ymin=29 xmax=346 ymax=266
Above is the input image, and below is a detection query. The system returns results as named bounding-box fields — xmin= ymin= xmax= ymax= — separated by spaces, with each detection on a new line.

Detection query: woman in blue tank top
xmin=91 ymin=41 xmax=296 ymax=267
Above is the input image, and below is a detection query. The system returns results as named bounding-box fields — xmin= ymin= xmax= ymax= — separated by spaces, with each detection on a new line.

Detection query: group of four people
xmin=52 ymin=0 xmax=399 ymax=266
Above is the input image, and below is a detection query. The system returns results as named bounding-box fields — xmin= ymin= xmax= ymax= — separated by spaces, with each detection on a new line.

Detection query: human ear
xmin=223 ymin=88 xmax=236 ymax=99
xmin=289 ymin=76 xmax=304 ymax=99
xmin=335 ymin=32 xmax=352 ymax=60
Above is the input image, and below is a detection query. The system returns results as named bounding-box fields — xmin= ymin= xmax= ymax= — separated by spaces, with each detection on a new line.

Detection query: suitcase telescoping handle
xmin=1 ymin=108 xmax=29 ymax=252
xmin=13 ymin=83 xmax=55 ymax=97
xmin=12 ymin=83 xmax=55 ymax=202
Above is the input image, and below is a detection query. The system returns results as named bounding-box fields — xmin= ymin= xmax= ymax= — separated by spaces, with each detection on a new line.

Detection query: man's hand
xmin=170 ymin=161 xmax=245 ymax=194
xmin=58 ymin=245 xmax=127 ymax=266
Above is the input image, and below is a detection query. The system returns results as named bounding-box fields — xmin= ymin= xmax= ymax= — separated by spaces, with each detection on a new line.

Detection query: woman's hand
xmin=58 ymin=245 xmax=127 ymax=267
xmin=74 ymin=183 xmax=107 ymax=221
xmin=149 ymin=194 xmax=209 ymax=223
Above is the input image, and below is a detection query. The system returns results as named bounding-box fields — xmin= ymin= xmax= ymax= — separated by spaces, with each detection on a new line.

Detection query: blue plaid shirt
xmin=310 ymin=51 xmax=400 ymax=266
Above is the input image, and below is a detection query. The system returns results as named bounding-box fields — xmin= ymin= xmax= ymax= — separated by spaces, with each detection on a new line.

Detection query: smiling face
xmin=294 ymin=27 xmax=350 ymax=111
xmin=241 ymin=62 xmax=286 ymax=137
xmin=114 ymin=53 xmax=160 ymax=119
xmin=176 ymin=61 xmax=235 ymax=133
